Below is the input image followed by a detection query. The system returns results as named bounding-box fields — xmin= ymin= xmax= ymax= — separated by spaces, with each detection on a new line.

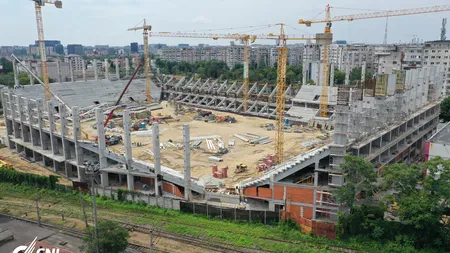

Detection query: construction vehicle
xmin=0 ymin=159 xmax=13 ymax=170
xmin=95 ymin=135 xmax=123 ymax=146
xmin=235 ymin=163 xmax=248 ymax=173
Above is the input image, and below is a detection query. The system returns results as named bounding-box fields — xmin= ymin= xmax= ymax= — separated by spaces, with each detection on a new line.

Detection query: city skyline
xmin=1 ymin=0 xmax=449 ymax=47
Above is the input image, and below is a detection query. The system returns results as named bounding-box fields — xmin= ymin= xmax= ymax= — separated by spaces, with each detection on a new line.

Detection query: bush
xmin=0 ymin=168 xmax=59 ymax=189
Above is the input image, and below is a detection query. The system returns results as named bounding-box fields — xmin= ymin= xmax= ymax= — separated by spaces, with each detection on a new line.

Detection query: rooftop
xmin=429 ymin=121 xmax=450 ymax=145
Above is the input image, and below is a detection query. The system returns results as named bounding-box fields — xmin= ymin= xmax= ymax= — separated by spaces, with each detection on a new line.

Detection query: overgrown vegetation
xmin=80 ymin=220 xmax=129 ymax=253
xmin=337 ymin=155 xmax=450 ymax=252
xmin=440 ymin=96 xmax=450 ymax=122
xmin=0 ymin=168 xmax=59 ymax=189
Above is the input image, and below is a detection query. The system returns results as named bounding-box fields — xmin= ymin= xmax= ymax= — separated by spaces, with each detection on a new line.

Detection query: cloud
xmin=192 ymin=16 xmax=210 ymax=24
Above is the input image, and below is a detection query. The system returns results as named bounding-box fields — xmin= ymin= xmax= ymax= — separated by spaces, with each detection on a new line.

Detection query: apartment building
xmin=64 ymin=54 xmax=84 ymax=71
xmin=422 ymin=40 xmax=450 ymax=95
xmin=341 ymin=44 xmax=377 ymax=73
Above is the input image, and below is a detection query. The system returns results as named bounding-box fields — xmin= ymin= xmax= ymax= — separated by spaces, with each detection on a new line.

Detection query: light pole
xmin=86 ymin=163 xmax=100 ymax=253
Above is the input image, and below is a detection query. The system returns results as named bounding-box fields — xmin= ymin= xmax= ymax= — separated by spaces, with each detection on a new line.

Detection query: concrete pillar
xmin=104 ymin=59 xmax=109 ymax=80
xmin=12 ymin=61 xmax=19 ymax=87
xmin=345 ymin=65 xmax=350 ymax=86
xmin=312 ymin=162 xmax=319 ymax=220
xmin=93 ymin=59 xmax=98 ymax=81
xmin=59 ymin=104 xmax=70 ymax=159
xmin=56 ymin=61 xmax=62 ymax=83
xmin=69 ymin=62 xmax=74 ymax=82
xmin=65 ymin=163 xmax=73 ymax=178
xmin=27 ymin=99 xmax=37 ymax=146
xmin=330 ymin=63 xmax=335 ymax=87
xmin=47 ymin=101 xmax=59 ymax=158
xmin=127 ymin=173 xmax=134 ymax=191
xmin=36 ymin=99 xmax=49 ymax=150
xmin=28 ymin=61 xmax=34 ymax=85
xmin=17 ymin=97 xmax=28 ymax=142
xmin=82 ymin=60 xmax=87 ymax=81
xmin=96 ymin=108 xmax=107 ymax=169
xmin=9 ymin=94 xmax=20 ymax=139
xmin=125 ymin=58 xmax=130 ymax=77
xmin=183 ymin=124 xmax=191 ymax=200
xmin=72 ymin=107 xmax=86 ymax=182
xmin=123 ymin=110 xmax=133 ymax=167
xmin=153 ymin=123 xmax=162 ymax=196
xmin=361 ymin=61 xmax=366 ymax=85
xmin=101 ymin=171 xmax=109 ymax=187
xmin=115 ymin=59 xmax=120 ymax=80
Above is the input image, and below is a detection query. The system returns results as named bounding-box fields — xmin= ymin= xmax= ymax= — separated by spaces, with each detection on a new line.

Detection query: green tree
xmin=333 ymin=68 xmax=345 ymax=85
xmin=81 ymin=220 xmax=129 ymax=253
xmin=382 ymin=163 xmax=422 ymax=199
xmin=440 ymin=96 xmax=450 ymax=122
xmin=349 ymin=67 xmax=372 ymax=84
xmin=0 ymin=57 xmax=13 ymax=74
xmin=334 ymin=155 xmax=377 ymax=210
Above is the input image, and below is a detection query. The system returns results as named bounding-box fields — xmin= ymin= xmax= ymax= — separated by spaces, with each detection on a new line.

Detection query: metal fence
xmin=179 ymin=202 xmax=280 ymax=224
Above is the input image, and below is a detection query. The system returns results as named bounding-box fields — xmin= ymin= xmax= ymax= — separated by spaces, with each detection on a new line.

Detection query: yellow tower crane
xmin=31 ymin=0 xmax=62 ymax=101
xmin=149 ymin=32 xmax=272 ymax=113
xmin=299 ymin=4 xmax=450 ymax=117
xmin=128 ymin=19 xmax=152 ymax=104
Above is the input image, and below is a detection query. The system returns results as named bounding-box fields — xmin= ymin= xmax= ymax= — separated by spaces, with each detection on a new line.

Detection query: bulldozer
xmin=235 ymin=163 xmax=247 ymax=173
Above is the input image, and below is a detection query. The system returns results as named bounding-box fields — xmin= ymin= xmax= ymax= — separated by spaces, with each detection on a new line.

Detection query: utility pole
xmin=87 ymin=164 xmax=100 ymax=253
xmin=79 ymin=188 xmax=89 ymax=228
xmin=35 ymin=197 xmax=41 ymax=227
xmin=149 ymin=228 xmax=153 ymax=253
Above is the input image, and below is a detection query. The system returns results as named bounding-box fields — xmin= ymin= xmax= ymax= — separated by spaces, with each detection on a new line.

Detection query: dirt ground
xmin=0 ymin=147 xmax=72 ymax=186
xmin=80 ymin=102 xmax=330 ymax=186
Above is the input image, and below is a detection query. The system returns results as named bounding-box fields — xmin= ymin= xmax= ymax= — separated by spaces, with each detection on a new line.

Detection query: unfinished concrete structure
xmin=241 ymin=66 xmax=443 ymax=221
xmin=0 ymin=61 xmax=444 ymax=227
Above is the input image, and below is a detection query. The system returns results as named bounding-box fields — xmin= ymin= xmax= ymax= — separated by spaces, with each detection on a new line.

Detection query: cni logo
xmin=13 ymin=237 xmax=60 ymax=253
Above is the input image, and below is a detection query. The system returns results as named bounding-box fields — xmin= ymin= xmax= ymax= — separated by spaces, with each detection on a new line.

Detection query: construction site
xmin=1 ymin=1 xmax=449 ymax=238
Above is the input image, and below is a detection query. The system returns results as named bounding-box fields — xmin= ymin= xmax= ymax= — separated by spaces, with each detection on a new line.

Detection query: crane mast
xmin=128 ymin=19 xmax=152 ymax=104
xmin=320 ymin=6 xmax=331 ymax=117
xmin=275 ymin=24 xmax=288 ymax=163
xmin=243 ymin=39 xmax=250 ymax=112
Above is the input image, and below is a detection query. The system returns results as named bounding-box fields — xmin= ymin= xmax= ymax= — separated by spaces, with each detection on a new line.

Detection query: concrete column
xmin=104 ymin=59 xmax=109 ymax=80
xmin=115 ymin=59 xmax=120 ymax=80
xmin=123 ymin=110 xmax=133 ymax=167
xmin=28 ymin=61 xmax=34 ymax=85
xmin=2 ymin=92 xmax=14 ymax=149
xmin=27 ymin=99 xmax=37 ymax=146
xmin=361 ymin=61 xmax=366 ymax=85
xmin=72 ymin=107 xmax=86 ymax=182
xmin=125 ymin=58 xmax=130 ymax=77
xmin=183 ymin=124 xmax=191 ymax=200
xmin=101 ymin=171 xmax=109 ymax=187
xmin=17 ymin=97 xmax=28 ymax=142
xmin=56 ymin=61 xmax=62 ymax=83
xmin=47 ymin=101 xmax=59 ymax=157
xmin=330 ymin=63 xmax=335 ymax=87
xmin=9 ymin=94 xmax=20 ymax=139
xmin=345 ymin=65 xmax=350 ymax=86
xmin=96 ymin=108 xmax=107 ymax=169
xmin=59 ymin=104 xmax=70 ymax=160
xmin=93 ymin=59 xmax=98 ymax=81
xmin=36 ymin=99 xmax=49 ymax=150
xmin=127 ymin=173 xmax=134 ymax=191
xmin=82 ymin=60 xmax=87 ymax=81
xmin=12 ymin=61 xmax=19 ymax=87
xmin=312 ymin=162 xmax=319 ymax=220
xmin=153 ymin=123 xmax=162 ymax=196
xmin=69 ymin=62 xmax=74 ymax=82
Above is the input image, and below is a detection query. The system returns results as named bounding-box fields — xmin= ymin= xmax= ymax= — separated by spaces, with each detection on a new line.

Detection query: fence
xmin=179 ymin=201 xmax=280 ymax=224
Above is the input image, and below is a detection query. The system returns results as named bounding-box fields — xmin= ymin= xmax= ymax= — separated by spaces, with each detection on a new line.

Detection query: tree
xmin=80 ymin=220 xmax=129 ymax=253
xmin=0 ymin=57 xmax=13 ymax=74
xmin=382 ymin=163 xmax=422 ymax=199
xmin=333 ymin=68 xmax=345 ymax=85
xmin=334 ymin=155 xmax=377 ymax=210
xmin=349 ymin=67 xmax=372 ymax=84
xmin=440 ymin=96 xmax=450 ymax=122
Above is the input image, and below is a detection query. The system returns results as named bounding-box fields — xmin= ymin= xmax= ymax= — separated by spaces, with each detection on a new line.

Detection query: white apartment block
xmin=64 ymin=54 xmax=84 ymax=71
xmin=341 ymin=44 xmax=376 ymax=73
xmin=423 ymin=40 xmax=450 ymax=96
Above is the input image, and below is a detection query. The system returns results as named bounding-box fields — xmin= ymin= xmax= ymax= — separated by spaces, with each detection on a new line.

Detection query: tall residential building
xmin=287 ymin=44 xmax=304 ymax=66
xmin=423 ymin=40 xmax=450 ymax=95
xmin=226 ymin=42 xmax=244 ymax=68
xmin=55 ymin=44 xmax=64 ymax=55
xmin=67 ymin=44 xmax=84 ymax=55
xmin=34 ymin=40 xmax=61 ymax=47
xmin=28 ymin=45 xmax=56 ymax=56
xmin=341 ymin=44 xmax=376 ymax=73
xmin=64 ymin=54 xmax=84 ymax=71
xmin=0 ymin=46 xmax=14 ymax=56
xmin=130 ymin=42 xmax=139 ymax=53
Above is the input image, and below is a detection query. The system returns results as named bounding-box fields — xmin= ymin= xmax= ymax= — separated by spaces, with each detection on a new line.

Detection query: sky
xmin=1 ymin=0 xmax=449 ymax=47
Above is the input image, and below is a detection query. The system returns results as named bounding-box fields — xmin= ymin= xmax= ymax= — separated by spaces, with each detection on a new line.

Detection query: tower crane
xmin=299 ymin=4 xmax=450 ymax=117
xmin=31 ymin=0 xmax=62 ymax=101
xmin=128 ymin=19 xmax=152 ymax=104
xmin=149 ymin=31 xmax=277 ymax=112
xmin=151 ymin=26 xmax=328 ymax=163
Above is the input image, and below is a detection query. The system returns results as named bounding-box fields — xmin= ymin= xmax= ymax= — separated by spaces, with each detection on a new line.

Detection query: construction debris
xmin=208 ymin=156 xmax=223 ymax=162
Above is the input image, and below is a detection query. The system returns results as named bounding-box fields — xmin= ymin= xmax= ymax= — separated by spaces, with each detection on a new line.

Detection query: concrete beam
xmin=257 ymin=83 xmax=268 ymax=97
xmin=56 ymin=61 xmax=62 ymax=83
xmin=72 ymin=106 xmax=86 ymax=182
xmin=125 ymin=58 xmax=130 ymax=77
xmin=82 ymin=60 xmax=87 ymax=81
xmin=216 ymin=80 xmax=228 ymax=93
xmin=47 ymin=101 xmax=59 ymax=157
xmin=123 ymin=110 xmax=132 ymax=166
xmin=59 ymin=104 xmax=70 ymax=160
xmin=69 ymin=63 xmax=75 ymax=82
xmin=226 ymin=81 xmax=237 ymax=94
xmin=104 ymin=59 xmax=109 ymax=80
xmin=12 ymin=61 xmax=19 ymax=87
xmin=28 ymin=62 xmax=34 ymax=85
xmin=93 ymin=59 xmax=98 ymax=81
